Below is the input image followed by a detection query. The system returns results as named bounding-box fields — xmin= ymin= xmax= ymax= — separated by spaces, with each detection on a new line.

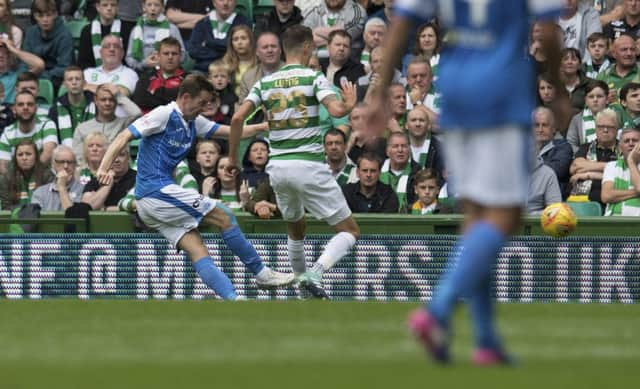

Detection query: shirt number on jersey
xmin=266 ymin=90 xmax=310 ymax=129
xmin=440 ymin=0 xmax=492 ymax=28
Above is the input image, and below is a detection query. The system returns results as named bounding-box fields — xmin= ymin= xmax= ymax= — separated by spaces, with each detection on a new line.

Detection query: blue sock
xmin=194 ymin=256 xmax=237 ymax=300
xmin=222 ymin=225 xmax=265 ymax=275
xmin=469 ymin=277 xmax=501 ymax=350
xmin=429 ymin=221 xmax=505 ymax=327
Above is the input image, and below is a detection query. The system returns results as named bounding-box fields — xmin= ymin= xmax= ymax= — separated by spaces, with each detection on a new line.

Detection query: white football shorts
xmin=443 ymin=125 xmax=532 ymax=207
xmin=266 ymin=159 xmax=352 ymax=225
xmin=136 ymin=184 xmax=218 ymax=248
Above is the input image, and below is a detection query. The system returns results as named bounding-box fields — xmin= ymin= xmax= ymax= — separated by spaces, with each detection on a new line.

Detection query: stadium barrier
xmin=0 ymin=233 xmax=638 ymax=302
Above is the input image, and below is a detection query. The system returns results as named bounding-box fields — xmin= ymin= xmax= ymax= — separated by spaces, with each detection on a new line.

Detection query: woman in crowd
xmin=77 ymin=132 xmax=108 ymax=185
xmin=402 ymin=22 xmax=441 ymax=79
xmin=222 ymin=24 xmax=257 ymax=97
xmin=0 ymin=139 xmax=52 ymax=210
xmin=0 ymin=0 xmax=23 ymax=47
xmin=206 ymin=155 xmax=245 ymax=212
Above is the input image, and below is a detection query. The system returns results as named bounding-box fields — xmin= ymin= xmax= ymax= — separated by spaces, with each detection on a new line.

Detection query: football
xmin=540 ymin=202 xmax=578 ymax=238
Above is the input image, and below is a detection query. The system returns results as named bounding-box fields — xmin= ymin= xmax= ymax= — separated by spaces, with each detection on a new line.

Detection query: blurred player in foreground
xmin=229 ymin=25 xmax=359 ymax=299
xmin=368 ymin=0 xmax=565 ymax=364
xmin=98 ymin=74 xmax=295 ymax=300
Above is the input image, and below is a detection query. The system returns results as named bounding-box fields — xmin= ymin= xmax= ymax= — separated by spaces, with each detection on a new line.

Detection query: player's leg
xmin=409 ymin=126 xmax=528 ymax=363
xmin=135 ymin=189 xmax=238 ymax=300
xmin=201 ymin=203 xmax=295 ymax=288
xmin=177 ymin=229 xmax=238 ymax=300
xmin=311 ymin=215 xmax=360 ymax=276
xmin=287 ymin=217 xmax=307 ymax=276
xmin=296 ymin=161 xmax=360 ymax=298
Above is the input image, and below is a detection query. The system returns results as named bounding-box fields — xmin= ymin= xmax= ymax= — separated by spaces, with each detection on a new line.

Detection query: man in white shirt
xmin=84 ymin=34 xmax=139 ymax=117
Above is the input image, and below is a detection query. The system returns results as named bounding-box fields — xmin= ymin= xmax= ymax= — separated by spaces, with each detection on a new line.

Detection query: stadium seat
xmin=57 ymin=85 xmax=67 ymax=98
xmin=254 ymin=0 xmax=274 ymax=16
xmin=65 ymin=18 xmax=88 ymax=58
xmin=567 ymin=201 xmax=602 ymax=217
xmin=37 ymin=79 xmax=54 ymax=105
xmin=236 ymin=0 xmax=254 ymax=21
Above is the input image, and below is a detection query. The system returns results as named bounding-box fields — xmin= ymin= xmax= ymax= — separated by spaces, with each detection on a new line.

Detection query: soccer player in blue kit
xmin=97 ymin=74 xmax=295 ymax=300
xmin=369 ymin=0 xmax=566 ymax=364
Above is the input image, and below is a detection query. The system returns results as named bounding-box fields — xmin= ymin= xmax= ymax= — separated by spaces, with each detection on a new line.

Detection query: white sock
xmin=288 ymin=237 xmax=306 ymax=275
xmin=317 ymin=232 xmax=357 ymax=272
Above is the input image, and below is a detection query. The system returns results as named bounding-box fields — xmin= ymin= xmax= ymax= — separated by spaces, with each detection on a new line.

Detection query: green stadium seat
xmin=254 ymin=0 xmax=274 ymax=16
xmin=37 ymin=79 xmax=54 ymax=105
xmin=65 ymin=18 xmax=88 ymax=41
xmin=236 ymin=0 xmax=254 ymax=21
xmin=567 ymin=201 xmax=602 ymax=217
xmin=57 ymin=85 xmax=67 ymax=98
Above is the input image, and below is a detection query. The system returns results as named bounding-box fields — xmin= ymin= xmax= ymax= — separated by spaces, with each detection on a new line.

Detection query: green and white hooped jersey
xmin=0 ymin=117 xmax=58 ymax=161
xmin=246 ymin=64 xmax=336 ymax=162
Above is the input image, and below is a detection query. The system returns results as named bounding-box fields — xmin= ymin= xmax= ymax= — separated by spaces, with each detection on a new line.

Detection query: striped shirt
xmin=246 ymin=64 xmax=336 ymax=162
xmin=0 ymin=117 xmax=58 ymax=161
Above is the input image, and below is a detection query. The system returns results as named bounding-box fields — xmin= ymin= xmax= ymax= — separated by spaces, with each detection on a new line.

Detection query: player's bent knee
xmin=208 ymin=203 xmax=238 ymax=230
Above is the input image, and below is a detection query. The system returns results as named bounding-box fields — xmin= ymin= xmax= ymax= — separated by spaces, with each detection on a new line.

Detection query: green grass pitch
xmin=0 ymin=301 xmax=638 ymax=389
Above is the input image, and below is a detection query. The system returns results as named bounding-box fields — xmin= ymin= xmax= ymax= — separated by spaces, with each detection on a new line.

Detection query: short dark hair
xmin=64 ymin=65 xmax=84 ymax=77
xmin=17 ymin=71 xmax=38 ymax=84
xmin=282 ymin=25 xmax=313 ymax=53
xmin=413 ymin=168 xmax=441 ymax=186
xmin=585 ymin=79 xmax=609 ymax=96
xmin=620 ymin=82 xmax=640 ymax=102
xmin=15 ymin=90 xmax=36 ymax=101
xmin=32 ymin=0 xmax=57 ymax=14
xmin=328 ymin=29 xmax=351 ymax=45
xmin=587 ymin=32 xmax=608 ymax=45
xmin=357 ymin=152 xmax=381 ymax=168
xmin=159 ymin=36 xmax=182 ymax=51
xmin=324 ymin=128 xmax=347 ymax=144
xmin=178 ymin=74 xmax=215 ymax=98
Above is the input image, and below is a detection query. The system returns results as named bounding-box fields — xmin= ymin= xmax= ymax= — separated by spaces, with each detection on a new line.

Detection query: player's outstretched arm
xmin=97 ymin=129 xmax=134 ymax=186
xmin=228 ymin=100 xmax=256 ymax=173
xmin=323 ymin=80 xmax=357 ymax=118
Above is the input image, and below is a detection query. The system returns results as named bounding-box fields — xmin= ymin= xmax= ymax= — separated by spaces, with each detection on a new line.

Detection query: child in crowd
xmin=77 ymin=132 xmax=108 ymax=185
xmin=49 ymin=66 xmax=97 ymax=147
xmin=222 ymin=25 xmax=257 ymax=97
xmin=126 ymin=0 xmax=185 ymax=72
xmin=208 ymin=60 xmax=237 ymax=124
xmin=22 ymin=0 xmax=73 ymax=89
xmin=79 ymin=0 xmax=132 ymax=69
xmin=410 ymin=169 xmax=450 ymax=215
xmin=192 ymin=138 xmax=222 ymax=194
xmin=582 ymin=32 xmax=610 ymax=79
xmin=240 ymin=138 xmax=269 ymax=190
xmin=0 ymin=0 xmax=22 ymax=48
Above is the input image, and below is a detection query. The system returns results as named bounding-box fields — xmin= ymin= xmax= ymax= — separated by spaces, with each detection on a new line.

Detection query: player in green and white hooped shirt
xmin=0 ymin=91 xmax=58 ymax=174
xmin=601 ymin=128 xmax=640 ymax=216
xmin=229 ymin=25 xmax=359 ymax=299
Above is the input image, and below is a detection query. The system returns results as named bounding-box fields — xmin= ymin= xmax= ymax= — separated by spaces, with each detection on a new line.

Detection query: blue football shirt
xmin=128 ymin=102 xmax=219 ymax=198
xmin=394 ymin=0 xmax=564 ymax=130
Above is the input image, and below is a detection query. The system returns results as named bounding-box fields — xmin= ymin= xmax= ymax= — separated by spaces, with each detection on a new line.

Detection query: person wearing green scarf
xmin=379 ymin=132 xmax=420 ymax=213
xmin=125 ymin=0 xmax=186 ymax=72
xmin=49 ymin=66 xmax=96 ymax=147
xmin=407 ymin=106 xmax=444 ymax=179
xmin=78 ymin=0 xmax=126 ymax=69
xmin=601 ymin=127 xmax=640 ymax=216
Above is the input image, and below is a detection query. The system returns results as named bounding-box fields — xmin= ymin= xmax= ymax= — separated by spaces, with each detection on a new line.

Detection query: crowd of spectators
xmin=1 ymin=0 xmax=640 ymax=226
